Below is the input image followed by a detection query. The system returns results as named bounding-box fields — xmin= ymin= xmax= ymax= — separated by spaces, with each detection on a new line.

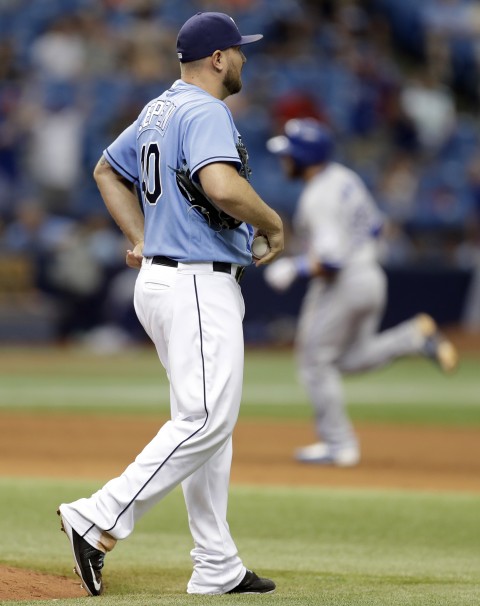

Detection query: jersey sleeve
xmin=104 ymin=122 xmax=139 ymax=184
xmin=182 ymin=102 xmax=241 ymax=178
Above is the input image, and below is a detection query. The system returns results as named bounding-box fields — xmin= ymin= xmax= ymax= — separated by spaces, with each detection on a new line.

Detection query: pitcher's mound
xmin=0 ymin=565 xmax=85 ymax=601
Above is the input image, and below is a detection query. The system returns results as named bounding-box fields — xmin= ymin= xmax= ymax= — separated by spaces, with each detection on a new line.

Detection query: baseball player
xmin=265 ymin=118 xmax=458 ymax=467
xmin=57 ymin=12 xmax=283 ymax=596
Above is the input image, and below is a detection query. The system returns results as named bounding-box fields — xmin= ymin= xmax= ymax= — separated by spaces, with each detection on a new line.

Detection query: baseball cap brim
xmin=239 ymin=34 xmax=263 ymax=45
xmin=266 ymin=135 xmax=291 ymax=155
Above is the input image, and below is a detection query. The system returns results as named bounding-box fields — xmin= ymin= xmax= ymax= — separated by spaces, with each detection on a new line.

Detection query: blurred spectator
xmin=270 ymin=90 xmax=329 ymax=134
xmin=0 ymin=39 xmax=25 ymax=217
xmin=384 ymin=87 xmax=420 ymax=153
xmin=3 ymin=199 xmax=75 ymax=256
xmin=115 ymin=1 xmax=178 ymax=85
xmin=400 ymin=69 xmax=456 ymax=153
xmin=23 ymin=82 xmax=86 ymax=214
xmin=262 ymin=2 xmax=316 ymax=59
xmin=378 ymin=220 xmax=415 ymax=268
xmin=460 ymin=154 xmax=480 ymax=330
xmin=77 ymin=11 xmax=118 ymax=77
xmin=85 ymin=213 xmax=126 ymax=272
xmin=415 ymin=155 xmax=471 ymax=229
xmin=30 ymin=15 xmax=88 ymax=80
xmin=44 ymin=215 xmax=123 ymax=342
xmin=376 ymin=151 xmax=419 ymax=222
xmin=2 ymin=199 xmax=76 ymax=316
xmin=333 ymin=2 xmax=400 ymax=138
xmin=421 ymin=0 xmax=480 ymax=87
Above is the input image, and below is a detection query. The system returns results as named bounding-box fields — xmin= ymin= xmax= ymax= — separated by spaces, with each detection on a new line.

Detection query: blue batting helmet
xmin=266 ymin=118 xmax=334 ymax=167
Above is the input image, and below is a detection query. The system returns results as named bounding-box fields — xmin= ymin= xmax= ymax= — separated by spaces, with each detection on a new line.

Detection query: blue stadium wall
xmin=242 ymin=267 xmax=473 ymax=344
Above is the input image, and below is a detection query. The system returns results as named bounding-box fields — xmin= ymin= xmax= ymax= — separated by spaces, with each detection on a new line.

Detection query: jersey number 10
xmin=140 ymin=142 xmax=162 ymax=205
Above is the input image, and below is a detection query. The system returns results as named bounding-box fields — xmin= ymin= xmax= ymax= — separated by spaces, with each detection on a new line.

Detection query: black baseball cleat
xmin=227 ymin=569 xmax=276 ymax=594
xmin=57 ymin=506 xmax=105 ymax=596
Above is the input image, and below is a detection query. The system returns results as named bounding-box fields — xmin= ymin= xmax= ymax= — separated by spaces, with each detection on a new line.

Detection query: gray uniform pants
xmin=295 ymin=263 xmax=423 ymax=451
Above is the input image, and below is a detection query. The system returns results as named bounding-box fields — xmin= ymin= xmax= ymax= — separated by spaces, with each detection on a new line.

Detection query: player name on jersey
xmin=139 ymin=99 xmax=176 ymax=133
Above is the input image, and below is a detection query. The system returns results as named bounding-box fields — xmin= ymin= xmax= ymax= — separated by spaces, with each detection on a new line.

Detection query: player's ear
xmin=211 ymin=50 xmax=224 ymax=73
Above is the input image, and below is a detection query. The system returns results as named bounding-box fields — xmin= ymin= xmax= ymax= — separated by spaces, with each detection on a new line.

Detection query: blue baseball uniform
xmin=59 ymin=80 xmax=255 ymax=594
xmin=105 ymin=79 xmax=253 ymax=264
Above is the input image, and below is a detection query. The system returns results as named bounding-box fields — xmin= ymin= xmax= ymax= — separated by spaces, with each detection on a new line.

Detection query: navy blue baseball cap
xmin=267 ymin=119 xmax=335 ymax=167
xmin=177 ymin=12 xmax=263 ymax=63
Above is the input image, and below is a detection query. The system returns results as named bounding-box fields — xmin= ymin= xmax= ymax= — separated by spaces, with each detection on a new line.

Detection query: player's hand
xmin=126 ymin=240 xmax=144 ymax=269
xmin=254 ymin=225 xmax=284 ymax=267
xmin=264 ymin=257 xmax=298 ymax=291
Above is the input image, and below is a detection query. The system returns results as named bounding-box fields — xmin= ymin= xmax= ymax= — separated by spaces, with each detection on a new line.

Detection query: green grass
xmin=1 ymin=347 xmax=479 ymax=605
xmin=0 ymin=346 xmax=479 ymax=425
xmin=0 ymin=478 xmax=479 ymax=606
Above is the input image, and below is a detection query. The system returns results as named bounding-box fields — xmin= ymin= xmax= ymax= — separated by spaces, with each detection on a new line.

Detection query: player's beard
xmin=223 ymin=64 xmax=242 ymax=95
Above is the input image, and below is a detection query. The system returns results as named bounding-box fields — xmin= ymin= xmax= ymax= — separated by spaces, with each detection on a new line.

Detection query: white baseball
xmin=251 ymin=235 xmax=270 ymax=259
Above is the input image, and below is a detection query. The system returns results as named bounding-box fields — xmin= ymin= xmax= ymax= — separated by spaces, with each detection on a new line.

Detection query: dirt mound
xmin=0 ymin=565 xmax=85 ymax=601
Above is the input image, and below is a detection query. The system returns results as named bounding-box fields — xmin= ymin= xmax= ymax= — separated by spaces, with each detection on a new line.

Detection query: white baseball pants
xmin=296 ymin=263 xmax=425 ymax=451
xmin=60 ymin=259 xmax=247 ymax=594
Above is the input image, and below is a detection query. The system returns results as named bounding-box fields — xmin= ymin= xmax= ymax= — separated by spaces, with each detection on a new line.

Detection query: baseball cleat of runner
xmin=416 ymin=314 xmax=459 ymax=374
xmin=295 ymin=442 xmax=360 ymax=467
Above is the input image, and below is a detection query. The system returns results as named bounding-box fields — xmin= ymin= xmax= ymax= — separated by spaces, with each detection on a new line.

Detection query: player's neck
xmin=180 ymin=74 xmax=226 ymax=100
xmin=303 ymin=163 xmax=328 ymax=182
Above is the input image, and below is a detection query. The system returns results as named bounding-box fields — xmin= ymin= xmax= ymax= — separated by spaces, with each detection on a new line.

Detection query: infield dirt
xmin=1 ymin=411 xmax=479 ymax=600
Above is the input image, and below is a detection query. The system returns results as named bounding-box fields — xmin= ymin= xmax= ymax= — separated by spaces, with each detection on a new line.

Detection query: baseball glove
xmin=173 ymin=165 xmax=242 ymax=230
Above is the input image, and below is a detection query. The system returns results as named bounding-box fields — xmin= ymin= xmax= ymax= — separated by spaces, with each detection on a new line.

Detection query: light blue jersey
xmin=104 ymin=80 xmax=253 ymax=265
